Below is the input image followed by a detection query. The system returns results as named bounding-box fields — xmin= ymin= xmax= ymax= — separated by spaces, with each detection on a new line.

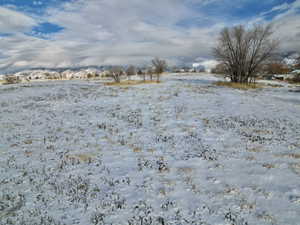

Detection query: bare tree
xmin=137 ymin=68 xmax=146 ymax=81
xmin=109 ymin=66 xmax=123 ymax=83
xmin=213 ymin=24 xmax=279 ymax=83
xmin=211 ymin=63 xmax=227 ymax=74
xmin=126 ymin=65 xmax=136 ymax=80
xmin=147 ymin=67 xmax=154 ymax=81
xmin=151 ymin=58 xmax=167 ymax=82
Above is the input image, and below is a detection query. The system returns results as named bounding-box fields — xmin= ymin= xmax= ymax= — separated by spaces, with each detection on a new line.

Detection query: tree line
xmin=108 ymin=57 xmax=167 ymax=83
xmin=109 ymin=23 xmax=289 ymax=85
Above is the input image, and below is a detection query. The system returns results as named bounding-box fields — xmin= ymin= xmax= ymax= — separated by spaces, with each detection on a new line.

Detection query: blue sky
xmin=0 ymin=0 xmax=300 ymax=72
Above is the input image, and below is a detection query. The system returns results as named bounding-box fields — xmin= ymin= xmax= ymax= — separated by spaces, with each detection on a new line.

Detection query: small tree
xmin=137 ymin=69 xmax=146 ymax=81
xmin=109 ymin=66 xmax=123 ymax=83
xmin=147 ymin=67 xmax=154 ymax=81
xmin=151 ymin=57 xmax=167 ymax=82
xmin=211 ymin=63 xmax=227 ymax=74
xmin=213 ymin=24 xmax=279 ymax=84
xmin=126 ymin=65 xmax=136 ymax=80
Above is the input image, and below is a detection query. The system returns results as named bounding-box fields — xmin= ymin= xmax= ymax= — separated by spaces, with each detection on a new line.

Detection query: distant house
xmin=15 ymin=74 xmax=29 ymax=82
xmin=273 ymin=74 xmax=297 ymax=81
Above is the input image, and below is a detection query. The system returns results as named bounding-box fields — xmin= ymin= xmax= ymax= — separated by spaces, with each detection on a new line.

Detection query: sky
xmin=0 ymin=0 xmax=300 ymax=73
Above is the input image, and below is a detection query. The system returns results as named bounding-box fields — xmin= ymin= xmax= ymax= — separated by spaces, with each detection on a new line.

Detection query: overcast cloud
xmin=0 ymin=0 xmax=300 ymax=72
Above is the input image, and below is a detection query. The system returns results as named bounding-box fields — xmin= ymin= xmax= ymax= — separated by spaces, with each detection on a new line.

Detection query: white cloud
xmin=0 ymin=7 xmax=37 ymax=33
xmin=199 ymin=60 xmax=219 ymax=72
xmin=0 ymin=0 xmax=222 ymax=71
xmin=254 ymin=0 xmax=300 ymax=52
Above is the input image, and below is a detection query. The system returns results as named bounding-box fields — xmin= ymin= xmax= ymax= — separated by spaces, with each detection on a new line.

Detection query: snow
xmin=0 ymin=73 xmax=299 ymax=225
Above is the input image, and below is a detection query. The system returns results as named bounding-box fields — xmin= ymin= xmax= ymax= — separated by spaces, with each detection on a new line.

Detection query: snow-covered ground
xmin=0 ymin=73 xmax=299 ymax=225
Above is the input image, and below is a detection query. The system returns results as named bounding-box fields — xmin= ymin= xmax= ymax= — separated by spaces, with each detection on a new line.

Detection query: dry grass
xmin=65 ymin=153 xmax=94 ymax=163
xmin=24 ymin=139 xmax=33 ymax=145
xmin=177 ymin=167 xmax=193 ymax=174
xmin=274 ymin=153 xmax=300 ymax=159
xmin=247 ymin=146 xmax=265 ymax=153
xmin=133 ymin=147 xmax=142 ymax=153
xmin=202 ymin=118 xmax=210 ymax=125
xmin=265 ymin=83 xmax=284 ymax=88
xmin=262 ymin=163 xmax=276 ymax=169
xmin=214 ymin=81 xmax=264 ymax=90
xmin=104 ymin=80 xmax=161 ymax=86
xmin=290 ymin=163 xmax=300 ymax=175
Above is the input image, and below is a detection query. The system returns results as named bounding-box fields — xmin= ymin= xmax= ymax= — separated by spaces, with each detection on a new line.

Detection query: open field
xmin=0 ymin=73 xmax=300 ymax=225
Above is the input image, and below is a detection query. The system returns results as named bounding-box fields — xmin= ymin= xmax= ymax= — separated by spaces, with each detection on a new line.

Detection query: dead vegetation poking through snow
xmin=0 ymin=74 xmax=299 ymax=225
xmin=214 ymin=81 xmax=264 ymax=90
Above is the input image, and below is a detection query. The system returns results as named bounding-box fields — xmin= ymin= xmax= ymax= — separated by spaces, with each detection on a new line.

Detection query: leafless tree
xmin=147 ymin=67 xmax=154 ymax=81
xmin=213 ymin=24 xmax=279 ymax=83
xmin=211 ymin=63 xmax=227 ymax=74
xmin=137 ymin=69 xmax=146 ymax=81
xmin=126 ymin=65 xmax=136 ymax=80
xmin=151 ymin=57 xmax=167 ymax=82
xmin=109 ymin=66 xmax=123 ymax=83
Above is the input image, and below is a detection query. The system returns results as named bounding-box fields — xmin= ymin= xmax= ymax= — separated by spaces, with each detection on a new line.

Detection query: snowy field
xmin=0 ymin=73 xmax=300 ymax=225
